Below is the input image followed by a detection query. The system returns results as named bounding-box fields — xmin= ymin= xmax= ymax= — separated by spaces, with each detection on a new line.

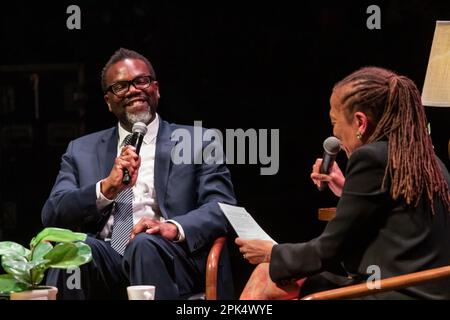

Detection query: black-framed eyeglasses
xmin=105 ymin=75 xmax=155 ymax=97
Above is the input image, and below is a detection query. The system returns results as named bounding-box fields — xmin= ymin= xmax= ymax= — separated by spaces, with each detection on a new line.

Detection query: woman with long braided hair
xmin=237 ymin=67 xmax=450 ymax=299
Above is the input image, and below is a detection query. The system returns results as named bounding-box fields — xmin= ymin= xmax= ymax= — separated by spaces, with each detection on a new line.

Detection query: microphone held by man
xmin=122 ymin=122 xmax=147 ymax=184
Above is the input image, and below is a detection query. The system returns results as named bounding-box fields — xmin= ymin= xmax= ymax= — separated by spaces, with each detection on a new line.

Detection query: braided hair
xmin=334 ymin=66 xmax=450 ymax=213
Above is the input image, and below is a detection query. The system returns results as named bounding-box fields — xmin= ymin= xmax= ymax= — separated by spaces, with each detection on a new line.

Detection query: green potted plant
xmin=0 ymin=227 xmax=92 ymax=300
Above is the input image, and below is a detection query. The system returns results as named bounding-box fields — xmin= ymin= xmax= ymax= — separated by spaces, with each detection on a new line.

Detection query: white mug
xmin=127 ymin=285 xmax=156 ymax=300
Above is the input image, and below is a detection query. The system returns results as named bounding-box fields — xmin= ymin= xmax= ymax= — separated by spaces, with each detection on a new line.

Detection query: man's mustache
xmin=122 ymin=95 xmax=150 ymax=107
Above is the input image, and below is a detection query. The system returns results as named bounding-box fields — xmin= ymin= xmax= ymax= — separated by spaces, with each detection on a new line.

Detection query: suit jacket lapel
xmin=154 ymin=118 xmax=176 ymax=218
xmin=97 ymin=127 xmax=118 ymax=180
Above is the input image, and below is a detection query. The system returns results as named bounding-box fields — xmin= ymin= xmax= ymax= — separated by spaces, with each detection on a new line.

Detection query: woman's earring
xmin=356 ymin=132 xmax=363 ymax=140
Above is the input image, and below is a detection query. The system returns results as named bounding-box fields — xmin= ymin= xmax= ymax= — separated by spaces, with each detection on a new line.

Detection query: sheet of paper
xmin=218 ymin=203 xmax=277 ymax=243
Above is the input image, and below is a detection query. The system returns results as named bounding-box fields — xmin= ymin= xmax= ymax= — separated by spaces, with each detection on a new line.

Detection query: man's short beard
xmin=125 ymin=108 xmax=154 ymax=126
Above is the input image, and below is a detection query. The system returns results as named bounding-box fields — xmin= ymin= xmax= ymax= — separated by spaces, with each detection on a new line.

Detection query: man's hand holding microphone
xmin=100 ymin=122 xmax=147 ymax=199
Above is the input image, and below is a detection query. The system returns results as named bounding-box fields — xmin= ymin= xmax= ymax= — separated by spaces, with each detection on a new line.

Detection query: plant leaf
xmin=1 ymin=255 xmax=32 ymax=285
xmin=0 ymin=242 xmax=31 ymax=257
xmin=30 ymin=259 xmax=51 ymax=287
xmin=30 ymin=227 xmax=87 ymax=248
xmin=45 ymin=242 xmax=92 ymax=269
xmin=31 ymin=241 xmax=53 ymax=261
xmin=0 ymin=274 xmax=30 ymax=294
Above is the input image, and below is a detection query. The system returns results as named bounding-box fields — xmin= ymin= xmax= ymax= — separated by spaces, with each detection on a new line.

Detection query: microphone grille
xmin=132 ymin=122 xmax=148 ymax=135
xmin=323 ymin=136 xmax=341 ymax=155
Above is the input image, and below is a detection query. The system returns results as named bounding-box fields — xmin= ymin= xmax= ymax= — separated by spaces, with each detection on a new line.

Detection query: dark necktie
xmin=110 ymin=134 xmax=134 ymax=256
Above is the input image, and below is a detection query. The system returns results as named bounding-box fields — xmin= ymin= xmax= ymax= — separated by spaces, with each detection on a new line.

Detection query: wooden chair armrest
xmin=301 ymin=265 xmax=450 ymax=300
xmin=318 ymin=207 xmax=336 ymax=221
xmin=205 ymin=236 xmax=226 ymax=300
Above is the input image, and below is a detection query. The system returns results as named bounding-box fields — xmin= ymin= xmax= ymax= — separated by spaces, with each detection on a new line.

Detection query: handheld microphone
xmin=318 ymin=136 xmax=341 ymax=191
xmin=122 ymin=122 xmax=148 ymax=185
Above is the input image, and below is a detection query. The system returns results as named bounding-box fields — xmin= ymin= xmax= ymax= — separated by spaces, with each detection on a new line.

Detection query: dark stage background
xmin=1 ymin=1 xmax=449 ymax=298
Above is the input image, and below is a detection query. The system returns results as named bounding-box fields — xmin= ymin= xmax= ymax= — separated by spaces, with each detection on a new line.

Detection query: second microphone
xmin=318 ymin=136 xmax=341 ymax=191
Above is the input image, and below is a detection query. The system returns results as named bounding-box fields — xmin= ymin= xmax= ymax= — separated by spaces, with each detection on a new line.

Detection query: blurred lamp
xmin=421 ymin=21 xmax=450 ymax=159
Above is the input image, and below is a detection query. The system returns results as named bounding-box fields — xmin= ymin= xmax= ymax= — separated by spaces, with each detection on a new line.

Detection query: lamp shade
xmin=422 ymin=21 xmax=450 ymax=107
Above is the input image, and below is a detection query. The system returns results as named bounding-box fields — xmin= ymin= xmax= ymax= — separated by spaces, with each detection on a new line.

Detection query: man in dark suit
xmin=42 ymin=48 xmax=236 ymax=299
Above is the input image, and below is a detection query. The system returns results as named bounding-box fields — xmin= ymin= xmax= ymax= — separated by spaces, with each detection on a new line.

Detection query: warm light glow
xmin=422 ymin=21 xmax=450 ymax=107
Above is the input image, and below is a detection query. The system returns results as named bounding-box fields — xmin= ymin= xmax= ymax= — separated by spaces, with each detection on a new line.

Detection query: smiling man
xmin=42 ymin=48 xmax=236 ymax=300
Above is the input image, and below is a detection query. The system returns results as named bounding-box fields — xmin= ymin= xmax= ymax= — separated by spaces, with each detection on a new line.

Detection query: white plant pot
xmin=9 ymin=286 xmax=58 ymax=300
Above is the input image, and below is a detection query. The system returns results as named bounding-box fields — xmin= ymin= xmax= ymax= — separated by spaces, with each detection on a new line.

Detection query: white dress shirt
xmin=95 ymin=114 xmax=185 ymax=241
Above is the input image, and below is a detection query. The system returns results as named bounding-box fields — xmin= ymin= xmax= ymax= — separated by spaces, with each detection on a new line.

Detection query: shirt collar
xmin=118 ymin=113 xmax=159 ymax=146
